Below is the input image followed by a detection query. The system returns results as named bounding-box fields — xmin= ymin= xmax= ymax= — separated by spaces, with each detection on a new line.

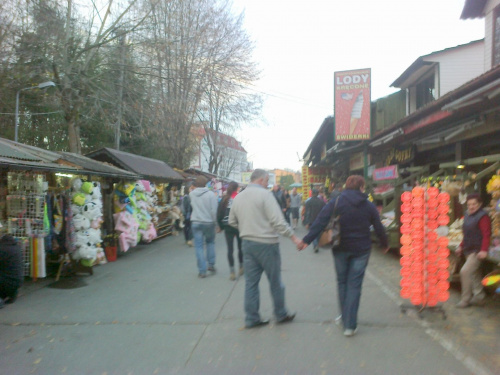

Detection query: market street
xmin=1 ymin=226 xmax=499 ymax=375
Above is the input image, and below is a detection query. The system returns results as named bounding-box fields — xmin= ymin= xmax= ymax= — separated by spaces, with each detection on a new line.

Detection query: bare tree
xmin=196 ymin=5 xmax=262 ymax=175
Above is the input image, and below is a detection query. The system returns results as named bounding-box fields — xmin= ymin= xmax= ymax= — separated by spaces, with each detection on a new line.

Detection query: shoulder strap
xmin=333 ymin=196 xmax=340 ymax=216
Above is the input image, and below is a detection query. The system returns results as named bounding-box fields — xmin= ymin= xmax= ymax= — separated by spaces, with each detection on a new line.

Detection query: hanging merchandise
xmin=113 ymin=181 xmax=140 ymax=252
xmin=70 ymin=179 xmax=104 ymax=266
xmin=134 ymin=180 xmax=157 ymax=243
xmin=486 ymin=172 xmax=500 ymax=261
xmin=6 ymin=172 xmax=49 ymax=278
xmin=399 ymin=187 xmax=451 ymax=313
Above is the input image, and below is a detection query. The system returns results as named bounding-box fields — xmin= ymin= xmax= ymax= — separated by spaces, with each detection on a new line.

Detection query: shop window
xmin=494 ymin=6 xmax=500 ymax=67
xmin=416 ymin=75 xmax=435 ymax=109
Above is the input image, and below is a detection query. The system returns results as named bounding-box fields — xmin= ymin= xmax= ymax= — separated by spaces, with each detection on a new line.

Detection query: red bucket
xmin=105 ymin=246 xmax=117 ymax=262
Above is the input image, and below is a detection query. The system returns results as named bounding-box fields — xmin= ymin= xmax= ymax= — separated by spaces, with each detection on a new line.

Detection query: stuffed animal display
xmin=113 ymin=180 xmax=157 ymax=252
xmin=71 ymin=178 xmax=104 ymax=264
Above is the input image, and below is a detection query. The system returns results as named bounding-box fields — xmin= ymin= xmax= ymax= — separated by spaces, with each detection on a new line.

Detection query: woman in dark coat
xmin=217 ymin=181 xmax=243 ymax=280
xmin=298 ymin=175 xmax=388 ymax=337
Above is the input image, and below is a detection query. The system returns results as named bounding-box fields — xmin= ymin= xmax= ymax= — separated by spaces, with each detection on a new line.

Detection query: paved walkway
xmin=1 ymin=225 xmax=499 ymax=374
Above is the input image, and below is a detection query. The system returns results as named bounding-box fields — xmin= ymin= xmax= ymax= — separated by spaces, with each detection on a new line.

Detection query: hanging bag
xmin=318 ymin=197 xmax=341 ymax=248
xmin=53 ymin=197 xmax=63 ymax=235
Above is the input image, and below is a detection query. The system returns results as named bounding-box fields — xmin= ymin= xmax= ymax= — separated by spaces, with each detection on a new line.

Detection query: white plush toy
xmin=71 ymin=204 xmax=83 ymax=215
xmin=71 ymin=178 xmax=83 ymax=192
xmin=73 ymin=214 xmax=90 ymax=231
xmin=87 ymin=228 xmax=102 ymax=246
xmin=82 ymin=202 xmax=101 ymax=222
xmin=89 ymin=182 xmax=102 ymax=201
xmin=78 ymin=244 xmax=97 ymax=260
xmin=75 ymin=231 xmax=90 ymax=247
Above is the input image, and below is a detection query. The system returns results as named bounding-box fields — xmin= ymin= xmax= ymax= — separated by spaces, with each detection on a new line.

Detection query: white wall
xmin=423 ymin=41 xmax=485 ymax=96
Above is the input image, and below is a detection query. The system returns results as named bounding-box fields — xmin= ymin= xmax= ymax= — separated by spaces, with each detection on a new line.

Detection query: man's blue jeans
xmin=333 ymin=250 xmax=370 ymax=330
xmin=242 ymin=240 xmax=288 ymax=326
xmin=192 ymin=222 xmax=216 ymax=275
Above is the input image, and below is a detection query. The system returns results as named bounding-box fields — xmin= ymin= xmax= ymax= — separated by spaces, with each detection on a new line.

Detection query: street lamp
xmin=15 ymin=81 xmax=56 ymax=142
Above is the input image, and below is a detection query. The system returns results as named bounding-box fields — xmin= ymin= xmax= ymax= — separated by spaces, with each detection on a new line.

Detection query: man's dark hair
xmin=194 ymin=176 xmax=208 ymax=188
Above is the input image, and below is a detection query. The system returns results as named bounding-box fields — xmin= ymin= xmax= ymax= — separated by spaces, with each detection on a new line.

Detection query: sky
xmin=230 ymin=0 xmax=485 ymax=172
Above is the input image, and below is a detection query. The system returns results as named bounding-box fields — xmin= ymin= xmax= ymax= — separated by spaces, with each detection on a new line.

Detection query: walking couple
xmin=298 ymin=175 xmax=388 ymax=337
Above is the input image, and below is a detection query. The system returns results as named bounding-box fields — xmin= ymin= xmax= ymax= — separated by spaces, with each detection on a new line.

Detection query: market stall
xmin=0 ymin=138 xmax=138 ymax=279
xmin=437 ymin=154 xmax=500 ymax=267
xmin=85 ymin=148 xmax=185 ymax=244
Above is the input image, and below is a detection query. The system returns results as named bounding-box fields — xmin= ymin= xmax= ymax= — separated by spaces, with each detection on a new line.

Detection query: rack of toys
xmin=486 ymin=173 xmax=500 ymax=263
xmin=399 ymin=186 xmax=451 ymax=318
xmin=6 ymin=171 xmax=48 ymax=278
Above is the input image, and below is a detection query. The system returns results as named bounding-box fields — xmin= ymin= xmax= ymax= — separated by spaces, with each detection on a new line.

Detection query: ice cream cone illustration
xmin=349 ymin=91 xmax=364 ymax=135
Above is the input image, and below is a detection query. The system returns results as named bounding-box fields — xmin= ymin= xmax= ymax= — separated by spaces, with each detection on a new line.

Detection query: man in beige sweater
xmin=229 ymin=169 xmax=301 ymax=328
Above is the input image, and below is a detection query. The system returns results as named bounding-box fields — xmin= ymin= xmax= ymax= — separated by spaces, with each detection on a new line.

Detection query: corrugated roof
xmin=85 ymin=148 xmax=184 ymax=181
xmin=58 ymin=152 xmax=139 ymax=179
xmin=0 ymin=138 xmax=61 ymax=162
xmin=0 ymin=138 xmax=138 ymax=178
xmin=0 ymin=156 xmax=80 ymax=173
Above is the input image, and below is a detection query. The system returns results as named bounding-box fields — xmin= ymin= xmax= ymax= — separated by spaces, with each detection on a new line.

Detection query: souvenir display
xmin=70 ymin=179 xmax=104 ymax=265
xmin=487 ymin=172 xmax=500 ymax=261
xmin=399 ymin=187 xmax=451 ymax=308
xmin=6 ymin=172 xmax=49 ymax=278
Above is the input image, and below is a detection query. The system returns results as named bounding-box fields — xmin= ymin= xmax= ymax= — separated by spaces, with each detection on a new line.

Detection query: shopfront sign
xmin=349 ymin=152 xmax=368 ymax=171
xmin=334 ymin=68 xmax=371 ymax=141
xmin=241 ymin=172 xmax=252 ymax=184
xmin=385 ymin=145 xmax=415 ymax=166
xmin=404 ymin=110 xmax=451 ymax=134
xmin=373 ymin=165 xmax=399 ymax=181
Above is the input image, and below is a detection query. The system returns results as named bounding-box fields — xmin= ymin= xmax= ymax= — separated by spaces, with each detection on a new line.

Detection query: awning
xmin=86 ymin=148 xmax=184 ymax=182
xmin=442 ymin=78 xmax=500 ymax=111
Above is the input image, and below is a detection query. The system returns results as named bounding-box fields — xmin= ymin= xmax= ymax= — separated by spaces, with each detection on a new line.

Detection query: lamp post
xmin=15 ymin=81 xmax=56 ymax=142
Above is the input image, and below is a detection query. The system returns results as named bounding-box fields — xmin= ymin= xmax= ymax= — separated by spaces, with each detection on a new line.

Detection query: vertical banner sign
xmin=301 ymin=166 xmax=309 ymax=201
xmin=334 ymin=68 xmax=371 ymax=141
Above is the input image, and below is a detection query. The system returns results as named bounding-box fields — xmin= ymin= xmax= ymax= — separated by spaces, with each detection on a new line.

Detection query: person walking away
xmin=182 ymin=182 xmax=194 ymax=247
xmin=297 ymin=175 xmax=388 ymax=337
xmin=0 ymin=233 xmax=24 ymax=308
xmin=217 ymin=181 xmax=243 ymax=280
xmin=229 ymin=169 xmax=301 ymax=328
xmin=289 ymin=187 xmax=302 ymax=229
xmin=329 ymin=181 xmax=341 ymax=201
xmin=272 ymin=185 xmax=287 ymax=218
xmin=283 ymin=189 xmax=291 ymax=224
xmin=190 ymin=176 xmax=218 ymax=278
xmin=455 ymin=193 xmax=491 ymax=308
xmin=303 ymin=189 xmax=326 ymax=253
xmin=318 ymin=186 xmax=328 ymax=203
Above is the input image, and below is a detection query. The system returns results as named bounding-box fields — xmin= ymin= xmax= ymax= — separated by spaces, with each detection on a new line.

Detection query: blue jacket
xmin=303 ymin=189 xmax=388 ymax=253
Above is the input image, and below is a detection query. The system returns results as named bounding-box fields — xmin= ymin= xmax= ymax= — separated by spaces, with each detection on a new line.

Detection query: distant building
xmin=271 ymin=168 xmax=302 ymax=184
xmin=190 ymin=127 xmax=250 ymax=183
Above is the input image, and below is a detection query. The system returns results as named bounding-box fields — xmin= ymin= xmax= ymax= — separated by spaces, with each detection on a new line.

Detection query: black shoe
xmin=314 ymin=247 xmax=319 ymax=253
xmin=277 ymin=313 xmax=296 ymax=324
xmin=245 ymin=319 xmax=269 ymax=329
xmin=0 ymin=299 xmax=4 ymax=309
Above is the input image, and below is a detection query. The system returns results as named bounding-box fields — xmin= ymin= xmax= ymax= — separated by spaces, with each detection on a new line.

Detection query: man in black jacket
xmin=0 ymin=234 xmax=24 ymax=308
xmin=304 ymin=189 xmax=326 ymax=252
xmin=272 ymin=185 xmax=287 ymax=216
